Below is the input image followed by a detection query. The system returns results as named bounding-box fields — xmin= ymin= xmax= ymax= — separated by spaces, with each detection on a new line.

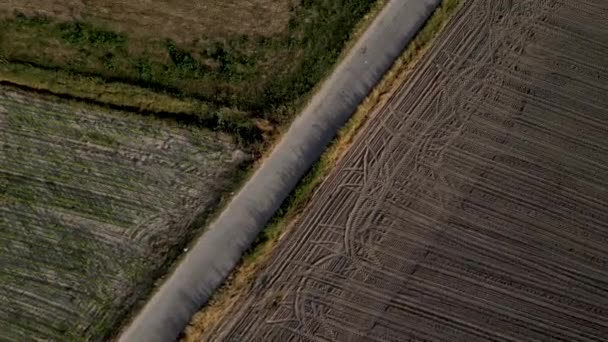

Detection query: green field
xmin=0 ymin=0 xmax=378 ymax=141
xmin=0 ymin=87 xmax=247 ymax=341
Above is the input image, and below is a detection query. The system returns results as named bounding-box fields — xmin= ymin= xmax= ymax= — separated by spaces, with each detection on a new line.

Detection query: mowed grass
xmin=0 ymin=87 xmax=247 ymax=341
xmin=0 ymin=0 xmax=379 ymax=142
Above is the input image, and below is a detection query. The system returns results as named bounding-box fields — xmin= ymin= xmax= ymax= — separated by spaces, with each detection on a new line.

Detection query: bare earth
xmin=0 ymin=0 xmax=290 ymax=42
xmin=206 ymin=0 xmax=608 ymax=340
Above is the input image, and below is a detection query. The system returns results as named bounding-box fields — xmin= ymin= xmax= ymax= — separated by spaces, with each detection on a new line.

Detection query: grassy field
xmin=182 ymin=0 xmax=461 ymax=339
xmin=0 ymin=86 xmax=248 ymax=341
xmin=0 ymin=0 xmax=378 ymax=141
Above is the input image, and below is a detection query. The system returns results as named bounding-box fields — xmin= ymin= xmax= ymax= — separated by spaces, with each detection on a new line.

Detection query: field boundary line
xmin=183 ymin=0 xmax=461 ymax=340
xmin=118 ymin=1 xmax=443 ymax=341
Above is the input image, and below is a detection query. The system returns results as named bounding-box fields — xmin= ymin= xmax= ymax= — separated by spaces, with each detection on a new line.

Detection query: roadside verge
xmin=184 ymin=0 xmax=461 ymax=339
xmin=118 ymin=1 xmax=442 ymax=341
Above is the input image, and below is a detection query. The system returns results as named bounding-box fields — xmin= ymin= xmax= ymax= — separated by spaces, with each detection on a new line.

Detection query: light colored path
xmin=118 ymin=1 xmax=441 ymax=341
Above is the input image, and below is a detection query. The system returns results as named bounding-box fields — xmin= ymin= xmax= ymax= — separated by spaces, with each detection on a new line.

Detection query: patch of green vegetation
xmin=58 ymin=21 xmax=127 ymax=46
xmin=0 ymin=0 xmax=379 ymax=143
xmin=0 ymin=64 xmax=262 ymax=146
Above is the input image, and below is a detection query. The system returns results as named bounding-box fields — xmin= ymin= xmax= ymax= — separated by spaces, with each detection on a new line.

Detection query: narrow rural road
xmin=118 ymin=1 xmax=442 ymax=341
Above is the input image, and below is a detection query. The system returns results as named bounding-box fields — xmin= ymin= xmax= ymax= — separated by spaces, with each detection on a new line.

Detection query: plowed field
xmin=205 ymin=0 xmax=608 ymax=340
xmin=0 ymin=87 xmax=244 ymax=341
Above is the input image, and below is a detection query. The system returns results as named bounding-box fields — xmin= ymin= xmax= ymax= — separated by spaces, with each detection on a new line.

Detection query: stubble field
xmin=0 ymin=87 xmax=245 ymax=341
xmin=203 ymin=0 xmax=608 ymax=340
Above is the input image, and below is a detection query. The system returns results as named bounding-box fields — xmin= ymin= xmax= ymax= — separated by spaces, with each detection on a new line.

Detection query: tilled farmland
xmin=0 ymin=88 xmax=243 ymax=341
xmin=204 ymin=0 xmax=608 ymax=341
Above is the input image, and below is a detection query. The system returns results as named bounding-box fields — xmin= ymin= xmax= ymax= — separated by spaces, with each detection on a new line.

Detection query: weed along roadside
xmin=117 ymin=1 xmax=445 ymax=341
xmin=0 ymin=0 xmax=380 ymax=143
xmin=184 ymin=0 xmax=461 ymax=339
xmin=191 ymin=0 xmax=608 ymax=340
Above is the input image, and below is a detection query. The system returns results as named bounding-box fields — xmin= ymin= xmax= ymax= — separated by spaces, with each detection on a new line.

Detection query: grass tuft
xmin=0 ymin=0 xmax=382 ymax=144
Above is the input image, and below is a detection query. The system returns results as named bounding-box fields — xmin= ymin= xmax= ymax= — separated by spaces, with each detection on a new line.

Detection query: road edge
xmin=118 ymin=1 xmax=442 ymax=341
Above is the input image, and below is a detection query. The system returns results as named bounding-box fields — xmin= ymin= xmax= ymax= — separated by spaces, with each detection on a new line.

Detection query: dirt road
xmin=205 ymin=0 xmax=608 ymax=340
xmin=118 ymin=1 xmax=442 ymax=341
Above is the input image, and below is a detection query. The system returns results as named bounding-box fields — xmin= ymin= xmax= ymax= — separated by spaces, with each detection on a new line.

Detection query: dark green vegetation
xmin=0 ymin=0 xmax=378 ymax=143
xmin=0 ymin=87 xmax=247 ymax=341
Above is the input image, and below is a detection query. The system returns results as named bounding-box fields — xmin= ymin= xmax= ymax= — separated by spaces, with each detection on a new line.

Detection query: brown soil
xmin=203 ymin=0 xmax=608 ymax=340
xmin=0 ymin=0 xmax=291 ymax=43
